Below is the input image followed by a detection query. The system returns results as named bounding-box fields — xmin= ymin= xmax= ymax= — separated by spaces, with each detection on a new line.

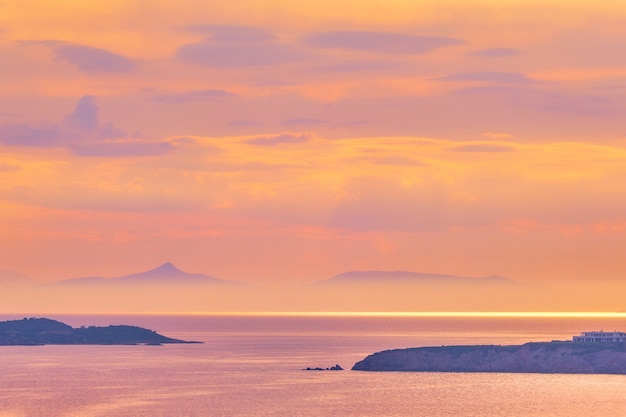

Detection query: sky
xmin=1 ymin=1 xmax=626 ymax=311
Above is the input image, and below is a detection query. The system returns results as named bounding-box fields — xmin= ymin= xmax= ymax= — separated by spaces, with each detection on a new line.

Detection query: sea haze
xmin=0 ymin=314 xmax=625 ymax=416
xmin=0 ymin=263 xmax=571 ymax=312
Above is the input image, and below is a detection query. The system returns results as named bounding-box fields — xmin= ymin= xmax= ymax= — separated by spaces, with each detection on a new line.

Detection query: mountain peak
xmin=0 ymin=269 xmax=28 ymax=279
xmin=52 ymin=262 xmax=239 ymax=287
xmin=154 ymin=262 xmax=179 ymax=273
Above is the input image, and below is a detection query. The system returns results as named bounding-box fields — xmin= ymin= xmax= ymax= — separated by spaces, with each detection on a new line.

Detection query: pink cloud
xmin=450 ymin=143 xmax=517 ymax=152
xmin=53 ymin=44 xmax=134 ymax=73
xmin=0 ymin=96 xmax=171 ymax=156
xmin=470 ymin=48 xmax=521 ymax=58
xmin=177 ymin=31 xmax=304 ymax=67
xmin=436 ymin=71 xmax=540 ymax=84
xmin=20 ymin=40 xmax=134 ymax=73
xmin=244 ymin=132 xmax=315 ymax=146
xmin=183 ymin=24 xmax=277 ymax=43
xmin=152 ymin=89 xmax=239 ymax=103
xmin=302 ymin=31 xmax=462 ymax=54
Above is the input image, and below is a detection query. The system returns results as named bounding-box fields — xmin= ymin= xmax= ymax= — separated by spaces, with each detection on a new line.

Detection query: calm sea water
xmin=0 ymin=314 xmax=625 ymax=416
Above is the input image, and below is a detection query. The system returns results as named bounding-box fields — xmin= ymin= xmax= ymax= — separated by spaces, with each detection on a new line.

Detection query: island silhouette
xmin=0 ymin=317 xmax=200 ymax=345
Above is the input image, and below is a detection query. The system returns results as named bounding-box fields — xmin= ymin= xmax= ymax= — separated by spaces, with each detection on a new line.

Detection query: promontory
xmin=0 ymin=317 xmax=200 ymax=345
xmin=352 ymin=341 xmax=626 ymax=374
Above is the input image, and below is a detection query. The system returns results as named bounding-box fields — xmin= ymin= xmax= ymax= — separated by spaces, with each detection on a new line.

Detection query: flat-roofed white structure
xmin=573 ymin=331 xmax=626 ymax=343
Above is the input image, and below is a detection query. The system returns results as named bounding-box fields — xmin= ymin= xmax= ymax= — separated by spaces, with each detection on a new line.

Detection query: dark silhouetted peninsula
xmin=352 ymin=341 xmax=626 ymax=374
xmin=0 ymin=318 xmax=200 ymax=346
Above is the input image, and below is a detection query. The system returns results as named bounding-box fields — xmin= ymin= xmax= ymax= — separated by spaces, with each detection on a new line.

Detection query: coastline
xmin=352 ymin=341 xmax=626 ymax=374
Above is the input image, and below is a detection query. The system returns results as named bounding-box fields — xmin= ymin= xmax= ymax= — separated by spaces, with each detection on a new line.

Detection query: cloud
xmin=229 ymin=119 xmax=262 ymax=127
xmin=245 ymin=132 xmax=315 ymax=146
xmin=0 ymin=96 xmax=170 ymax=156
xmin=360 ymin=155 xmax=425 ymax=166
xmin=310 ymin=60 xmax=407 ymax=73
xmin=0 ymin=159 xmax=22 ymax=172
xmin=0 ymin=123 xmax=60 ymax=147
xmin=451 ymin=85 xmax=530 ymax=96
xmin=176 ymin=36 xmax=302 ymax=68
xmin=0 ymin=112 xmax=22 ymax=118
xmin=205 ymin=160 xmax=301 ymax=173
xmin=153 ymin=89 xmax=239 ymax=103
xmin=450 ymin=143 xmax=518 ymax=152
xmin=452 ymin=85 xmax=621 ymax=117
xmin=283 ymin=118 xmax=324 ymax=126
xmin=71 ymin=141 xmax=173 ymax=157
xmin=20 ymin=41 xmax=133 ymax=73
xmin=436 ymin=71 xmax=539 ymax=84
xmin=302 ymin=31 xmax=462 ymax=54
xmin=184 ymin=25 xmax=277 ymax=43
xmin=53 ymin=44 xmax=134 ymax=73
xmin=169 ymin=136 xmax=199 ymax=145
xmin=64 ymin=95 xmax=99 ymax=130
xmin=329 ymin=177 xmax=450 ymax=232
xmin=470 ymin=48 xmax=521 ymax=58
xmin=481 ymin=132 xmax=513 ymax=140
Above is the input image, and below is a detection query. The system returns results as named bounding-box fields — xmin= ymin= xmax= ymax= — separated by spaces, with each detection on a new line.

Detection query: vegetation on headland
xmin=0 ymin=317 xmax=200 ymax=345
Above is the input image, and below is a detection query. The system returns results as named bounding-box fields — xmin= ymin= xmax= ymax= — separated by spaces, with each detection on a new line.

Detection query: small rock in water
xmin=304 ymin=364 xmax=343 ymax=371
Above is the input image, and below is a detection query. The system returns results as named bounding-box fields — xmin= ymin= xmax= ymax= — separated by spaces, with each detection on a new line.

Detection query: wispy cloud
xmin=153 ymin=89 xmax=239 ymax=103
xmin=436 ymin=71 xmax=540 ymax=84
xmin=481 ymin=132 xmax=513 ymax=140
xmin=177 ymin=27 xmax=303 ymax=68
xmin=20 ymin=40 xmax=134 ymax=73
xmin=0 ymin=158 xmax=22 ymax=172
xmin=360 ymin=155 xmax=425 ymax=166
xmin=177 ymin=42 xmax=302 ymax=67
xmin=53 ymin=44 xmax=134 ymax=73
xmin=302 ymin=31 xmax=462 ymax=54
xmin=72 ymin=141 xmax=173 ymax=156
xmin=470 ymin=48 xmax=521 ymax=58
xmin=183 ymin=24 xmax=277 ymax=43
xmin=229 ymin=119 xmax=262 ymax=127
xmin=450 ymin=143 xmax=518 ymax=152
xmin=282 ymin=118 xmax=325 ymax=126
xmin=0 ymin=123 xmax=60 ymax=147
xmin=244 ymin=132 xmax=315 ymax=146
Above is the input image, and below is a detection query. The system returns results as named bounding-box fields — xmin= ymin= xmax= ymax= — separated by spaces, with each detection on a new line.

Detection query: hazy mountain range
xmin=0 ymin=262 xmax=563 ymax=312
xmin=2 ymin=262 xmax=519 ymax=288
xmin=51 ymin=262 xmax=239 ymax=287
xmin=0 ymin=269 xmax=35 ymax=288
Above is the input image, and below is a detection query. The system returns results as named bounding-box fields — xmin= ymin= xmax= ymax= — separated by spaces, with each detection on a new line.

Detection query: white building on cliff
xmin=573 ymin=331 xmax=626 ymax=343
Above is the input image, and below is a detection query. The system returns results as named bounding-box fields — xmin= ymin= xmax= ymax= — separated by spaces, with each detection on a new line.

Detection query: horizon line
xmin=2 ymin=311 xmax=625 ymax=318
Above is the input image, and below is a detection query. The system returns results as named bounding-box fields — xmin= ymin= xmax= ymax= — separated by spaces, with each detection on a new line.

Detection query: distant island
xmin=352 ymin=338 xmax=626 ymax=374
xmin=0 ymin=318 xmax=200 ymax=346
xmin=322 ymin=270 xmax=516 ymax=285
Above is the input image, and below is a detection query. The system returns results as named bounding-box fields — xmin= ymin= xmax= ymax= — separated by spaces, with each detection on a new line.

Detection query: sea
xmin=0 ymin=313 xmax=625 ymax=417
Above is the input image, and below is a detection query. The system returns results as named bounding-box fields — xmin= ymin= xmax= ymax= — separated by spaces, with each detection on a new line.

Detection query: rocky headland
xmin=352 ymin=341 xmax=626 ymax=374
xmin=0 ymin=317 xmax=200 ymax=345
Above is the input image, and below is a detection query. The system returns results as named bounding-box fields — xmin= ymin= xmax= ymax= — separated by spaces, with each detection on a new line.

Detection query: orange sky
xmin=1 ymin=1 xmax=626 ymax=311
